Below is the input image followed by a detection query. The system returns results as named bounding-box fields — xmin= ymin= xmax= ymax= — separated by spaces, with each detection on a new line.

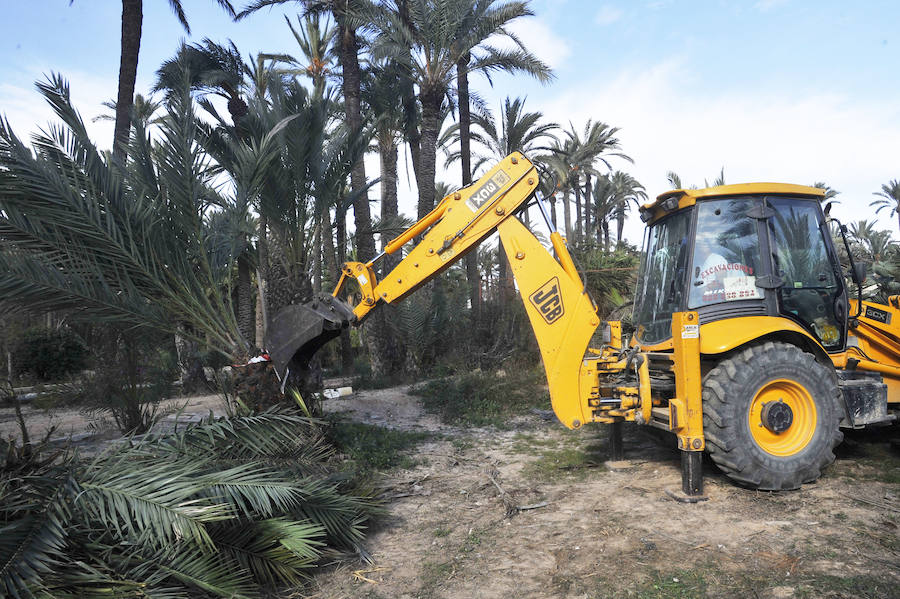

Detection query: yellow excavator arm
xmin=266 ymin=152 xmax=603 ymax=429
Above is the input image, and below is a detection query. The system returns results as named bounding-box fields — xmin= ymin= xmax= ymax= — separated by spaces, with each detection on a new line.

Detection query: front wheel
xmin=702 ymin=341 xmax=843 ymax=490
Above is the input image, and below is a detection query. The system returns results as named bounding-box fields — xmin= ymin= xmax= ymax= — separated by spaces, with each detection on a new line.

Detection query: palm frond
xmin=0 ymin=476 xmax=73 ymax=599
xmin=210 ymin=518 xmax=324 ymax=586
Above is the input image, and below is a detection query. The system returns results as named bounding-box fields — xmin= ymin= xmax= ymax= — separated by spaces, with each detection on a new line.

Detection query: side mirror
xmin=852 ymin=261 xmax=868 ymax=284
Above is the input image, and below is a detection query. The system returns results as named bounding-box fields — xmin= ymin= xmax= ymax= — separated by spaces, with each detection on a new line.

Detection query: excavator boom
xmin=266 ymin=152 xmax=602 ymax=428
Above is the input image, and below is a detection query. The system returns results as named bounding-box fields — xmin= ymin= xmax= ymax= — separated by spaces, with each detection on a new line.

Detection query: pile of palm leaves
xmin=0 ymin=408 xmax=376 ymax=598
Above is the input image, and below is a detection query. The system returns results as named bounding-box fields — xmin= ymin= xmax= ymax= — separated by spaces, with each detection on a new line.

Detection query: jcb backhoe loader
xmin=266 ymin=152 xmax=898 ymax=499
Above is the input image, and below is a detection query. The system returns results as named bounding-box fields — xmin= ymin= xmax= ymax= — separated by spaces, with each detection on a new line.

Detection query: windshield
xmin=633 ymin=209 xmax=692 ymax=344
xmin=689 ymin=197 xmax=762 ymax=308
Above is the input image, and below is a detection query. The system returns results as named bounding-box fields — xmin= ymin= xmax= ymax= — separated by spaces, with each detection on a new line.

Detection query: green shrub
xmin=12 ymin=327 xmax=88 ymax=382
xmin=413 ymin=369 xmax=550 ymax=427
xmin=327 ymin=418 xmax=430 ymax=473
xmin=76 ymin=337 xmax=179 ymax=434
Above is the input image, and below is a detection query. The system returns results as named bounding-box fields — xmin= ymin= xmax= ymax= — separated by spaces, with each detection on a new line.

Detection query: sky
xmin=1 ymin=0 xmax=898 ymax=246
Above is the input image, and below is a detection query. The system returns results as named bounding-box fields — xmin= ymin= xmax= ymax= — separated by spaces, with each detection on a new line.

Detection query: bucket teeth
xmin=266 ymin=293 xmax=356 ymax=380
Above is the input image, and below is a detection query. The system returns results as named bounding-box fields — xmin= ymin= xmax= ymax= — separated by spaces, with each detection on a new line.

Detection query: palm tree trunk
xmin=569 ymin=186 xmax=578 ymax=242
xmin=583 ymin=174 xmax=592 ymax=241
xmin=457 ymin=53 xmax=481 ymax=319
xmin=380 ymin=140 xmax=399 ymax=259
xmin=313 ymin=223 xmax=322 ymax=292
xmin=322 ymin=209 xmax=338 ymax=289
xmin=566 ymin=183 xmax=590 ymax=242
xmin=237 ymin=255 xmax=253 ymax=346
xmin=256 ymin=213 xmax=268 ymax=348
xmin=114 ymin=0 xmax=142 ymax=161
xmin=336 ymin=13 xmax=375 ymax=263
xmin=616 ymin=203 xmax=626 ymax=246
xmin=370 ymin=139 xmax=404 ymax=376
xmin=417 ymin=89 xmax=442 ymax=219
xmin=397 ymin=0 xmax=422 ymax=181
xmin=336 ymin=201 xmax=353 ymax=373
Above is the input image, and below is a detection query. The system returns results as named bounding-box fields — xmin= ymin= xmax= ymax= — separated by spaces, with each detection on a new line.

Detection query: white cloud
xmin=535 ymin=57 xmax=900 ymax=242
xmin=595 ymin=5 xmax=624 ymax=26
xmin=0 ymin=67 xmax=124 ymax=151
xmin=501 ymin=18 xmax=572 ymax=70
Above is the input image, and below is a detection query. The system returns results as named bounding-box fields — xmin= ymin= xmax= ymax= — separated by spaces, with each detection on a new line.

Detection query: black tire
xmin=703 ymin=341 xmax=843 ymax=491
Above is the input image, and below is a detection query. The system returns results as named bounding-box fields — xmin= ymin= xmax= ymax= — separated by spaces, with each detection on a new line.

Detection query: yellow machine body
xmin=274 ymin=154 xmax=899 ymax=494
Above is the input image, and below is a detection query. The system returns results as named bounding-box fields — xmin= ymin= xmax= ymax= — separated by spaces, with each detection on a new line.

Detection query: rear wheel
xmin=702 ymin=341 xmax=843 ymax=490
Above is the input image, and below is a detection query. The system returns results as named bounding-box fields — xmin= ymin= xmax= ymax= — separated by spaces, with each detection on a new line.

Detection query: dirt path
xmin=0 ymin=393 xmax=228 ymax=443
xmin=314 ymin=386 xmax=900 ymax=599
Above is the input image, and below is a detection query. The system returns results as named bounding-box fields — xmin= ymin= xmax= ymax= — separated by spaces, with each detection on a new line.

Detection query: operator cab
xmin=633 ymin=184 xmax=847 ymax=351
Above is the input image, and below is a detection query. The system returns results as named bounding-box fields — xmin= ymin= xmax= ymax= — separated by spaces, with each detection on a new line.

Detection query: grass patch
xmin=635 ymin=570 xmax=708 ymax=599
xmin=522 ymin=446 xmax=606 ymax=482
xmin=433 ymin=527 xmax=451 ymax=537
xmin=831 ymin=446 xmax=900 ymax=485
xmin=412 ymin=369 xmax=549 ymax=427
xmin=511 ymin=432 xmax=561 ymax=453
xmin=327 ymin=418 xmax=430 ymax=473
xmin=794 ymin=574 xmax=897 ymax=599
xmin=419 ymin=561 xmax=454 ymax=598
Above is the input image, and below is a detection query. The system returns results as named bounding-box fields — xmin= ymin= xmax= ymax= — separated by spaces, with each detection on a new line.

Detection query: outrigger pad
xmin=266 ymin=294 xmax=357 ymax=381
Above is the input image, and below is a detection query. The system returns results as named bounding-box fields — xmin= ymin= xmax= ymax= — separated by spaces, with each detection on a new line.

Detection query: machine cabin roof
xmin=639 ymin=183 xmax=826 ymax=225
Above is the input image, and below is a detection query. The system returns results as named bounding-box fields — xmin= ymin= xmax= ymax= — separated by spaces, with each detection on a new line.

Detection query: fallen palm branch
xmin=0 ymin=406 xmax=378 ymax=598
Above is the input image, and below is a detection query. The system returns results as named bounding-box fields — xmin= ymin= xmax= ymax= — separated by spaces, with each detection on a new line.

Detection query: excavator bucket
xmin=265 ymin=294 xmax=357 ymax=381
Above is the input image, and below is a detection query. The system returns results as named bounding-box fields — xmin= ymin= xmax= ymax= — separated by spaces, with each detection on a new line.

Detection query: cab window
xmin=769 ymin=198 xmax=843 ymax=349
xmin=688 ymin=198 xmax=762 ymax=308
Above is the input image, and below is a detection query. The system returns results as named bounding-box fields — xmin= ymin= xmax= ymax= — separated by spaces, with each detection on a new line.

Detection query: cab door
xmin=766 ymin=197 xmax=847 ymax=351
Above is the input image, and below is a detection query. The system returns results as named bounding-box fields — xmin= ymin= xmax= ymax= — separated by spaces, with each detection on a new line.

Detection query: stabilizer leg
xmin=609 ymin=420 xmax=624 ymax=461
xmin=665 ymin=450 xmax=708 ymax=503
xmin=681 ymin=450 xmax=703 ymax=496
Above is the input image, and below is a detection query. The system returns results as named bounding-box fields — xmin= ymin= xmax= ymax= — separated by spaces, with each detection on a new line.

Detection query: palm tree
xmin=239 ymin=0 xmax=377 ymax=263
xmin=871 ymin=179 xmax=900 ymax=234
xmin=554 ymin=120 xmax=630 ymax=244
xmin=446 ymin=96 xmax=559 ymax=173
xmin=849 ymin=219 xmax=877 ymax=244
xmin=1 ymin=73 xmax=254 ymax=361
xmin=666 ymin=171 xmax=683 ymax=189
xmin=848 ymin=221 xmax=895 ymax=263
xmin=363 ymin=62 xmax=406 ymax=254
xmin=610 ymin=171 xmax=647 ymax=245
xmin=588 ymin=172 xmax=645 ymax=250
xmin=112 ymin=0 xmax=236 ymax=160
xmin=704 ymin=167 xmax=725 ymax=188
xmin=154 ymin=38 xmax=255 ymax=125
xmin=447 ymin=95 xmax=558 ymax=303
xmin=284 ymin=12 xmax=337 ymax=94
xmin=451 ymin=1 xmax=553 ymax=315
xmin=592 ymin=175 xmax=616 ymax=250
xmin=537 ymin=146 xmax=575 ymax=235
xmin=369 ymin=0 xmax=553 ymax=219
xmin=93 ymin=93 xmax=163 ymax=128
xmin=812 ymin=181 xmax=840 ymax=201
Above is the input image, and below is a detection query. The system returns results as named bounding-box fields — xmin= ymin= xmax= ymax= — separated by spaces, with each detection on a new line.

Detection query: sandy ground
xmin=4 ymin=384 xmax=899 ymax=598
xmin=0 ymin=393 xmax=229 ymax=443
xmin=313 ymin=386 xmax=900 ymax=599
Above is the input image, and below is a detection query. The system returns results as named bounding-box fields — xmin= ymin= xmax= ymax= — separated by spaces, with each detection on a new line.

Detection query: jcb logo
xmin=530 ymin=277 xmax=564 ymax=324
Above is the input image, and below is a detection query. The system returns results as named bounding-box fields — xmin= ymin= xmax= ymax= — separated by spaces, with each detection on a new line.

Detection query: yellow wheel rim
xmin=748 ymin=378 xmax=817 ymax=457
